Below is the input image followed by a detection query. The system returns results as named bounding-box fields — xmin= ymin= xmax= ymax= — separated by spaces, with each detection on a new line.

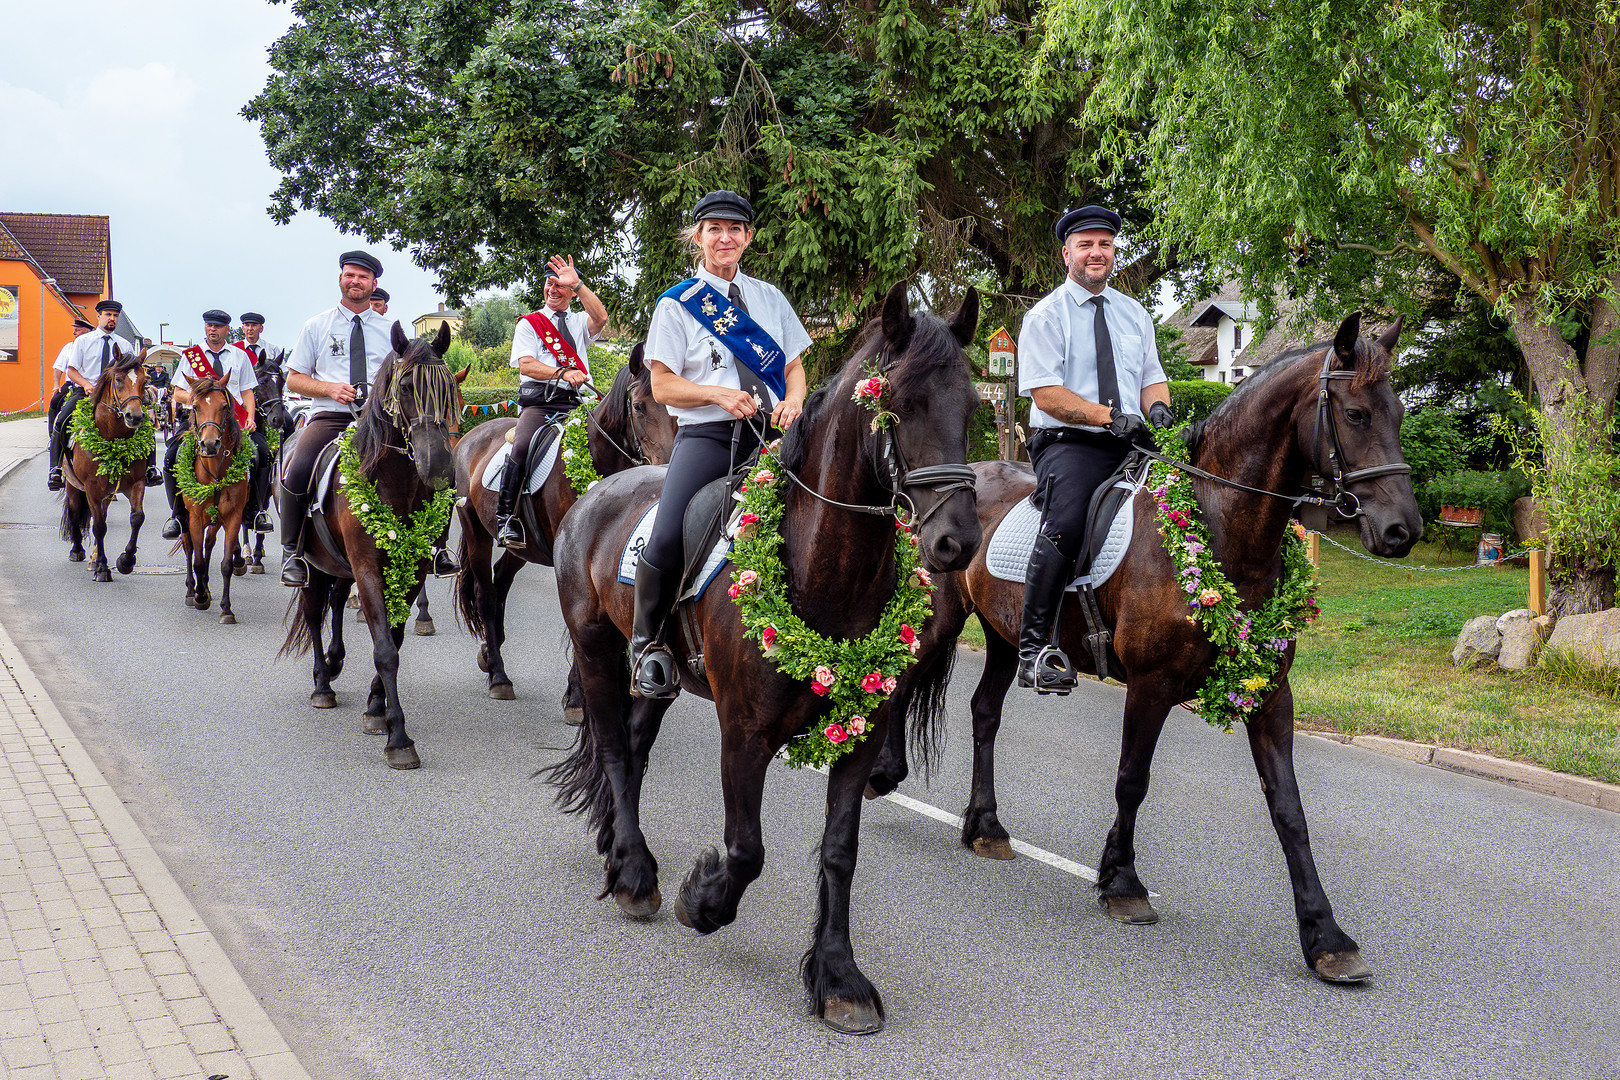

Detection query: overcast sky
xmin=0 ymin=0 xmax=447 ymax=348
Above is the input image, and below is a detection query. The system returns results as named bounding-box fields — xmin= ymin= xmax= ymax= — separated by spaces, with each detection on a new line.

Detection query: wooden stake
xmin=1528 ymin=548 xmax=1546 ymax=615
xmin=1307 ymin=531 xmax=1320 ymax=567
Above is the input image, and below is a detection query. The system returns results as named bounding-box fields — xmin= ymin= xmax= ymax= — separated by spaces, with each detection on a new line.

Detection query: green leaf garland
xmin=174 ymin=433 xmax=254 ymax=523
xmin=560 ymin=399 xmax=601 ymax=496
xmin=336 ymin=428 xmax=457 ymax=627
xmin=70 ymin=397 xmax=155 ymax=482
xmin=727 ymin=451 xmax=934 ymax=769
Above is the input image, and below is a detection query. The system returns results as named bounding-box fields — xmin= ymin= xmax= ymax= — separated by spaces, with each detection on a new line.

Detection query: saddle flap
xmin=311 ymin=436 xmax=346 ymax=512
xmin=479 ymin=421 xmax=564 ymax=495
xmin=681 ymin=476 xmax=736 ymax=592
xmin=616 ymin=496 xmax=735 ymax=603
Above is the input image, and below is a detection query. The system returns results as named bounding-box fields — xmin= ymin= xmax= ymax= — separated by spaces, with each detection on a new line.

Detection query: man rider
xmin=46 ymin=318 xmax=93 ymax=445
xmin=49 ymin=300 xmax=161 ymax=491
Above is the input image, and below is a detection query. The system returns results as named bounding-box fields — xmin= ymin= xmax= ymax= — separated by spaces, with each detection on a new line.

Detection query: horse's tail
xmin=453 ymin=527 xmax=484 ymax=639
xmin=903 ymin=634 xmax=958 ymax=787
xmin=541 ymin=700 xmax=615 ymax=858
xmin=57 ymin=494 xmax=85 ymax=542
xmin=277 ymin=589 xmax=317 ymax=659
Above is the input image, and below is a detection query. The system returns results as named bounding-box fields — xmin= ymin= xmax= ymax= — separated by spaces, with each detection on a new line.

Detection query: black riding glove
xmin=1148 ymin=400 xmax=1174 ymax=430
xmin=1107 ymin=406 xmax=1148 ymax=444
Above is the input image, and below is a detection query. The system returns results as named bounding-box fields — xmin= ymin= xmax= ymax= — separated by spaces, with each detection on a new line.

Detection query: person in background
xmin=369 ymin=287 xmax=389 ymax=318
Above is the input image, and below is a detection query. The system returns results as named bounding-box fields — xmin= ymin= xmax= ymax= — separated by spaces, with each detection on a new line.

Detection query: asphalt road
xmin=1 ymin=452 xmax=1616 ymax=1080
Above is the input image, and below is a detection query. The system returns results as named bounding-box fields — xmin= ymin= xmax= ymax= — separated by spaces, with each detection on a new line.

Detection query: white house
xmin=1187 ymin=299 xmax=1261 ymax=384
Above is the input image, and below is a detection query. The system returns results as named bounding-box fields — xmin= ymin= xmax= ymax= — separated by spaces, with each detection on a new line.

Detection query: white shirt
xmin=68 ymin=330 xmax=132 ymax=383
xmin=1018 ymin=279 xmax=1166 ymax=431
xmin=234 ymin=339 xmax=283 ymax=368
xmin=53 ymin=338 xmax=80 ymax=374
xmin=645 ymin=266 xmax=811 ymax=426
xmin=173 ymin=345 xmax=256 ymax=404
xmin=285 ymin=304 xmax=396 ymax=414
xmin=509 ymin=308 xmax=598 ymax=387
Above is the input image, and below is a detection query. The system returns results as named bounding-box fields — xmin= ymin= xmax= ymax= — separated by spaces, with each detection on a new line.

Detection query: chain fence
xmin=1316 ymin=529 xmax=1537 ymax=573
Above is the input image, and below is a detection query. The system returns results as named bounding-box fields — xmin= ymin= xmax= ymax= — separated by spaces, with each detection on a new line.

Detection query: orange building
xmin=0 ymin=214 xmax=127 ymax=414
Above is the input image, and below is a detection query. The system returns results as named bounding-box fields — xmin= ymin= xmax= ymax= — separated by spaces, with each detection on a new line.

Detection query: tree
xmin=245 ymin=0 xmax=1176 ymax=331
xmin=1048 ymin=0 xmax=1620 ymax=612
xmin=458 ymin=293 xmax=521 ymax=350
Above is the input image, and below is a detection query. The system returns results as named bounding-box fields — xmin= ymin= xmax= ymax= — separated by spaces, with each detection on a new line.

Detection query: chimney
xmin=438 ymin=302 xmax=446 ymax=312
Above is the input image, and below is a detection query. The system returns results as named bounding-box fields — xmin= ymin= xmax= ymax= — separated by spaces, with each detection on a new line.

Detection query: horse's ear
xmin=881 ymin=280 xmax=914 ymax=354
xmin=1332 ymin=311 xmax=1362 ymax=368
xmin=391 ymin=321 xmax=411 ymax=357
xmin=453 ymin=363 xmax=470 ymax=385
xmin=947 ymin=286 xmax=980 ymax=347
xmin=431 ymin=321 xmax=451 ymax=358
xmin=628 ymin=341 xmax=645 ymax=377
xmin=1375 ymin=313 xmax=1404 ymax=355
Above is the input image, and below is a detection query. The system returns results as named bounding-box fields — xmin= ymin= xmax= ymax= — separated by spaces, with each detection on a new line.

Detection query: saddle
xmin=306 ymin=436 xmax=354 ymax=578
xmin=481 ymin=421 xmax=564 ymax=561
xmin=1065 ymin=452 xmax=1152 ymax=680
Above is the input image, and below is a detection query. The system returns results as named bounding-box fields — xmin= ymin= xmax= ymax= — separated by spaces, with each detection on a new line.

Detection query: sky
xmin=0 ymin=0 xmax=447 ymax=349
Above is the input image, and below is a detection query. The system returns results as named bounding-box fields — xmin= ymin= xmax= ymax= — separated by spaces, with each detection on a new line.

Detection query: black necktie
xmin=349 ymin=315 xmax=366 ymax=389
xmin=727 ymin=282 xmax=749 ymax=315
xmin=550 ymin=310 xmax=576 ymax=355
xmin=100 ymin=336 xmax=111 ymax=371
xmin=1090 ymin=295 xmax=1119 ymax=412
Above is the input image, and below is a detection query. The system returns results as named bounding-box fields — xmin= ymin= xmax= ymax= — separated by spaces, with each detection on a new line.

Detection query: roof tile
xmin=0 ymin=213 xmax=110 ymax=295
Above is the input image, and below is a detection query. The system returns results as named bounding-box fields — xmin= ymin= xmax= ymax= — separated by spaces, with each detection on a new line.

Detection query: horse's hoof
xmin=385 ymin=746 xmax=421 ymax=770
xmin=93 ymin=568 xmax=111 ymax=583
xmin=249 ymin=563 xmax=265 ymax=575
xmin=232 ymin=562 xmax=247 ymax=577
xmin=1101 ymin=895 xmax=1159 ymax=925
xmin=971 ymin=837 xmax=1016 ymax=861
xmin=414 ymin=618 xmax=435 ymax=636
xmin=477 ymin=645 xmax=491 ymax=674
xmin=820 ymin=998 xmax=884 ymax=1036
xmin=116 ymin=554 xmax=135 ymax=575
xmin=311 ymin=691 xmax=337 ymax=709
xmin=195 ymin=596 xmax=211 ymax=611
xmin=185 ymin=595 xmax=197 ymax=608
xmin=220 ymin=613 xmax=236 ymax=625
xmin=1312 ymin=950 xmax=1372 ymax=984
xmin=68 ymin=549 xmax=85 ymax=563
xmin=563 ymin=706 xmax=584 ymax=726
xmin=673 ymin=892 xmax=695 ymax=930
xmin=489 ymin=681 xmax=515 ymax=701
xmin=614 ymin=888 xmax=662 ymax=920
xmin=362 ymin=713 xmax=387 ymax=735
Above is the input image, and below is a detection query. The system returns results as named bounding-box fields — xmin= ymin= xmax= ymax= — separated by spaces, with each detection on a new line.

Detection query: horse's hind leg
xmin=116 ymin=485 xmax=145 ymax=575
xmin=481 ymin=549 xmax=523 ymax=698
xmin=307 ymin=576 xmax=339 ymax=709
xmin=801 ymin=719 xmax=890 ymax=1035
xmin=63 ymin=488 xmax=87 ymax=562
xmin=962 ymin=620 xmax=1019 ymax=859
xmin=1096 ymin=680 xmax=1178 ymax=925
xmin=1245 ymin=678 xmax=1369 ymax=984
xmin=325 ymin=581 xmax=350 ymax=682
xmin=413 ymin=589 xmax=434 ymax=636
xmin=675 ymin=718 xmax=771 ymax=935
xmin=561 ymin=655 xmax=584 ymax=725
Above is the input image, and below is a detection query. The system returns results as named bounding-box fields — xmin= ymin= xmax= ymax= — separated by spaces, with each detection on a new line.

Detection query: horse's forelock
xmin=1349 ymin=336 xmax=1393 ymax=392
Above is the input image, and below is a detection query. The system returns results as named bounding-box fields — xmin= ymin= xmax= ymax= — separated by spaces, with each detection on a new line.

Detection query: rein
xmin=586 ymin=374 xmax=648 ymax=467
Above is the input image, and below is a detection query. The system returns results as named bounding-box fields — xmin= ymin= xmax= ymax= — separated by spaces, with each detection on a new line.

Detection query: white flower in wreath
xmin=562 ymin=448 xmax=575 ymax=459
xmin=386 ymin=529 xmax=397 ymax=540
xmin=358 ymin=503 xmax=370 ymax=513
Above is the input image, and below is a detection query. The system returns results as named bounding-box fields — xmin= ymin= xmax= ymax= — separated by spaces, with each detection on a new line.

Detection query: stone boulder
xmin=1452 ymin=614 xmax=1503 ymax=667
xmin=1497 ymin=609 xmax=1548 ymax=671
xmin=1540 ymin=609 xmax=1620 ymax=670
xmin=1512 ymin=497 xmax=1548 ymax=545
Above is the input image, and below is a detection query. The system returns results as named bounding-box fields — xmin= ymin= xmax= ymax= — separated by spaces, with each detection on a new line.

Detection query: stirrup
xmin=495 ymin=516 xmax=524 ymax=550
xmin=145 ymin=467 xmax=163 ymax=486
xmin=254 ymin=511 xmax=274 ymax=534
xmin=1020 ymin=645 xmax=1077 ymax=695
xmin=630 ymin=644 xmax=680 ymax=699
xmin=431 ymin=548 xmax=458 ymax=578
xmin=47 ymin=468 xmax=64 ymax=492
xmin=280 ymin=551 xmax=309 ymax=588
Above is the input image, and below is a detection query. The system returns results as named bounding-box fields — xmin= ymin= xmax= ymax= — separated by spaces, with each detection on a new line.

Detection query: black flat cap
xmin=72 ymin=317 xmax=93 ymax=330
xmin=339 ymin=250 xmax=384 ymax=277
xmin=692 ymin=190 xmax=754 ymax=225
xmin=202 ymin=309 xmax=232 ymax=326
xmin=369 ymin=287 xmax=389 ymax=303
xmin=239 ymin=312 xmax=265 ymax=324
xmin=94 ymin=299 xmax=123 ymax=313
xmin=1055 ymin=205 xmax=1122 ymax=241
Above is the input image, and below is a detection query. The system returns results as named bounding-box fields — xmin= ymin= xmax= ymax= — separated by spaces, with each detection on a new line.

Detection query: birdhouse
xmin=987 ymin=326 xmax=1015 ymax=377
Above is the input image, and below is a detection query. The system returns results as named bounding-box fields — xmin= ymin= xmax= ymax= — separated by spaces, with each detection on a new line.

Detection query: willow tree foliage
xmin=246 ymin=0 xmax=1169 ymax=337
xmin=1047 ymin=0 xmax=1620 ymax=610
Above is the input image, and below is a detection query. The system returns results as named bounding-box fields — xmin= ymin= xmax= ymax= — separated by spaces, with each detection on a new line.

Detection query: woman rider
xmin=629 ymin=189 xmax=812 ymax=698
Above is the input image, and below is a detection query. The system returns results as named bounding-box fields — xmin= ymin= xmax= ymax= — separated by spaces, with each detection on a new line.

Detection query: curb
xmin=1302 ymin=730 xmax=1620 ymax=815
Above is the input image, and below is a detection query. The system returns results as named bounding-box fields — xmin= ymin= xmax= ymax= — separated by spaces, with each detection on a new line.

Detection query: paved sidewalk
xmin=0 ymin=420 xmax=313 ymax=1080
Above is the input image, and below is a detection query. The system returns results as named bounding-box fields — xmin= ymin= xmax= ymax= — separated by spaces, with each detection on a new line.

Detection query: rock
xmin=1512 ymin=497 xmax=1548 ymax=545
xmin=1498 ymin=616 xmax=1548 ymax=671
xmin=1452 ymin=614 xmax=1503 ymax=667
xmin=1533 ymin=614 xmax=1556 ymax=638
xmin=1495 ymin=608 xmax=1535 ymax=634
xmin=1540 ymin=609 xmax=1620 ymax=670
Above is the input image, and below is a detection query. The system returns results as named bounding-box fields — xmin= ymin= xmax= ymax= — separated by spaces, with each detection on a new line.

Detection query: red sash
xmin=232 ymin=340 xmax=261 ymax=367
xmin=522 ymin=312 xmax=587 ymax=375
xmin=184 ymin=346 xmax=249 ymax=426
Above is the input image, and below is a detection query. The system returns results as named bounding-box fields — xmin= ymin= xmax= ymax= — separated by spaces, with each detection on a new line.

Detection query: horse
xmin=278 ymin=323 xmax=460 ymax=770
xmin=548 ymin=281 xmax=983 ymax=1033
xmin=175 ymin=379 xmax=252 ymax=622
xmin=236 ymin=357 xmax=298 ymax=575
xmin=865 ymin=311 xmax=1423 ymax=985
xmin=453 ymin=345 xmax=677 ymax=702
xmin=60 ymin=350 xmax=153 ymax=583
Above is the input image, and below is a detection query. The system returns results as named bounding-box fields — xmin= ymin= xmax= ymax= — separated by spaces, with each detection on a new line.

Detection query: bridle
xmin=373 ymin=357 xmax=456 ymax=463
xmin=188 ymin=389 xmax=233 ymax=458
xmin=585 ymin=372 xmax=650 ymax=467
xmin=95 ymin=370 xmax=147 ymax=428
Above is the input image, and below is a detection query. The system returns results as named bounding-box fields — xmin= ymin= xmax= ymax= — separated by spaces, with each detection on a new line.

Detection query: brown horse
xmin=176 ymin=379 xmax=252 ymax=622
xmin=453 ymin=345 xmax=676 ymax=700
xmin=279 ymin=323 xmax=459 ymax=770
xmin=548 ymin=282 xmax=983 ymax=1033
xmin=60 ymin=351 xmax=152 ymax=583
xmin=866 ymin=312 xmax=1423 ymax=985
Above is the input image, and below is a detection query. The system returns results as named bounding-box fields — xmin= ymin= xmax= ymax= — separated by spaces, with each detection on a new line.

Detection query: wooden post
xmin=1528 ymin=548 xmax=1547 ymax=615
xmin=1307 ymin=531 xmax=1320 ymax=567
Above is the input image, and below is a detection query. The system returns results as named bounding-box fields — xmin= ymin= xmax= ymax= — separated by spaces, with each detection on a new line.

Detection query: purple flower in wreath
xmin=1184 ymin=581 xmax=1198 ymax=594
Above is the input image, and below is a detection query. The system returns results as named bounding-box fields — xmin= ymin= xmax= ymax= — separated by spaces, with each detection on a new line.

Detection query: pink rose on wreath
xmin=910 ymin=567 xmax=933 ymax=589
xmin=860 ymin=671 xmax=884 ymax=693
xmin=814 ymin=664 xmax=837 ymax=686
xmin=727 ymin=583 xmax=742 ymax=599
xmin=824 ymin=723 xmax=849 ymax=744
xmin=753 ymin=468 xmax=775 ymax=484
xmin=853 ymin=376 xmax=886 ymax=405
xmin=734 ymin=512 xmax=759 ymax=537
xmin=761 ymin=625 xmax=778 ymax=653
xmin=1198 ymin=588 xmax=1223 ymax=607
xmin=882 ymin=676 xmax=897 ymax=694
xmin=848 ymin=716 xmax=867 ymax=736
xmin=899 ymin=624 xmax=916 ymax=646
xmin=736 ymin=569 xmax=758 ymax=589
xmin=810 ymin=681 xmax=830 ymax=696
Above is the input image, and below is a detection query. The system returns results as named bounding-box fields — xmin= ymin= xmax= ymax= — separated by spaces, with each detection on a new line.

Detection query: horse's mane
xmin=593 ymin=358 xmax=643 ymax=444
xmin=90 ymin=352 xmax=143 ymax=400
xmin=1184 ymin=331 xmax=1392 ymax=458
xmin=187 ymin=377 xmax=242 ymax=445
xmin=354 ymin=337 xmax=456 ymax=473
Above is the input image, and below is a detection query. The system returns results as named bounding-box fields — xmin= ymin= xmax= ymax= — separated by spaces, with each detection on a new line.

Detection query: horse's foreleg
xmin=1096 ymin=680 xmax=1177 ymax=925
xmin=962 ymin=622 xmax=1019 ymax=859
xmin=116 ymin=484 xmax=144 ymax=575
xmin=218 ymin=516 xmax=240 ymax=624
xmin=863 ymin=684 xmax=910 ymax=798
xmin=89 ymin=501 xmax=111 ymax=582
xmin=802 ymin=719 xmax=889 ymax=1035
xmin=675 ymin=718 xmax=771 ymax=936
xmin=482 ymin=550 xmax=523 ymax=698
xmin=1245 ymin=678 xmax=1369 ymax=984
xmin=307 ymin=576 xmax=338 ymax=709
xmin=356 ymin=575 xmax=418 ymax=770
xmin=193 ymin=523 xmax=217 ymax=610
xmin=413 ymin=589 xmax=434 ymax=636
xmin=325 ymin=580 xmax=350 ymax=682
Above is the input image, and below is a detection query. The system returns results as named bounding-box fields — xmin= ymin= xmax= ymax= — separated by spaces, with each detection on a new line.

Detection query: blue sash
xmin=659 ymin=278 xmax=788 ymax=400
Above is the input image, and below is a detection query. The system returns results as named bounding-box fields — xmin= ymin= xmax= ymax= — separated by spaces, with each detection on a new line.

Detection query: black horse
xmin=548 ymin=282 xmax=983 ymax=1032
xmin=867 ymin=312 xmax=1423 ymax=984
xmin=238 ymin=357 xmax=296 ymax=575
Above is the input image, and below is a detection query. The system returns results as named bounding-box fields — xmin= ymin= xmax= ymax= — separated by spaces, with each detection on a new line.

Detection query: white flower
xmin=562 ymin=449 xmax=575 ymax=459
xmin=386 ymin=529 xmax=397 ymax=540
xmin=358 ymin=503 xmax=370 ymax=513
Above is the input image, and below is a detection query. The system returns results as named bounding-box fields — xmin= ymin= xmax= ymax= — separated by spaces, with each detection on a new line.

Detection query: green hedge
xmin=1167 ymin=379 xmax=1234 ymax=424
xmin=458 ymin=341 xmax=634 ymax=435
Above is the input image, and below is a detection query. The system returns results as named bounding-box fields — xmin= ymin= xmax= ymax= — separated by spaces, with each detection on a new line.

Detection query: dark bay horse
xmin=453 ymin=345 xmax=676 ymax=701
xmin=549 ymin=282 xmax=983 ymax=1033
xmin=60 ymin=351 xmax=152 ymax=582
xmin=867 ymin=312 xmax=1423 ymax=984
xmin=176 ymin=380 xmax=251 ymax=622
xmin=279 ymin=323 xmax=459 ymax=770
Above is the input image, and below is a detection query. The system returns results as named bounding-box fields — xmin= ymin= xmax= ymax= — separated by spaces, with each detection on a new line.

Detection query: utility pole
xmin=37 ymin=277 xmax=56 ymax=410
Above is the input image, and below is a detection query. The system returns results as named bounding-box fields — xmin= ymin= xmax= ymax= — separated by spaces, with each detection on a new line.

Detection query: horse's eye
xmin=1345 ymin=408 xmax=1368 ymax=425
xmin=897 ymin=397 xmax=914 ymax=414
xmin=634 ymin=402 xmax=646 ymax=414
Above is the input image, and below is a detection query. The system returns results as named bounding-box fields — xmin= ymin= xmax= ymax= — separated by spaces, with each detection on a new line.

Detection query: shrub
xmin=1167 ymin=379 xmax=1233 ymax=424
xmin=1497 ymin=388 xmax=1620 ymax=583
xmin=1420 ymin=469 xmax=1529 ymax=536
xmin=1400 ymin=406 xmax=1469 ymax=485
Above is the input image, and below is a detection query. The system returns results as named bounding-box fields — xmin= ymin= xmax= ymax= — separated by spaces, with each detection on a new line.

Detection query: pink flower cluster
xmin=858 ymin=672 xmax=898 ymax=695
xmin=726 ymin=568 xmax=759 ymax=600
xmin=824 ymin=714 xmax=870 ymax=746
xmin=733 ymin=511 xmax=760 ymax=539
xmin=852 ymin=376 xmax=887 ymax=407
xmin=810 ymin=664 xmax=837 ymax=696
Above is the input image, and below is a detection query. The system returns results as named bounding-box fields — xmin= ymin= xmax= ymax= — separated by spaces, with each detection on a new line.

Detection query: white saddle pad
xmin=616 ymin=501 xmax=734 ymax=602
xmin=313 ymin=440 xmax=344 ymax=509
xmin=984 ymin=477 xmax=1144 ymax=591
xmin=479 ymin=431 xmax=562 ymax=496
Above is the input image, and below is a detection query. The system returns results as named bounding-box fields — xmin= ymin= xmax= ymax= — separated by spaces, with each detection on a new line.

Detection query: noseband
xmin=1312 ymin=351 xmax=1411 ymax=518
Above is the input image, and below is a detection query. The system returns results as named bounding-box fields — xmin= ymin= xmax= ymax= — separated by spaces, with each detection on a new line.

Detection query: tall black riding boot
xmin=1016 ymin=533 xmax=1079 ymax=694
xmin=627 ymin=556 xmax=681 ymax=698
xmin=251 ymin=463 xmax=274 ymax=533
xmin=279 ymin=484 xmax=311 ymax=588
xmin=161 ymin=461 xmax=183 ymax=540
xmin=47 ymin=414 xmax=69 ymax=491
xmin=493 ymin=452 xmax=527 ymax=550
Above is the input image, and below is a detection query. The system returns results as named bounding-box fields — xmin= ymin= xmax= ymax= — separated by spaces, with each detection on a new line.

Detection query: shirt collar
xmin=1062 ymin=277 xmax=1112 ymax=306
xmin=695 ymin=265 xmax=746 ymax=295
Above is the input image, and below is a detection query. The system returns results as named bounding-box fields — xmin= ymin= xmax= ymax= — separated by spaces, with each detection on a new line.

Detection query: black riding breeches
xmin=1029 ymin=430 xmax=1131 ymax=564
xmin=642 ymin=420 xmax=761 ymax=572
xmin=508 ymin=403 xmax=569 ymax=476
xmin=280 ymin=412 xmax=353 ymax=496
